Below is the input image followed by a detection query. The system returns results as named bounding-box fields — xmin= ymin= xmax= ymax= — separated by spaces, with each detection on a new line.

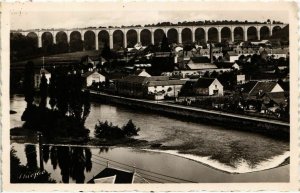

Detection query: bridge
xmin=12 ymin=23 xmax=287 ymax=50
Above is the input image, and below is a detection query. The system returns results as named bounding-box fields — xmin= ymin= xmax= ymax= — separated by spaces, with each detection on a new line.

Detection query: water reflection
xmin=43 ymin=145 xmax=50 ymax=163
xmin=11 ymin=143 xmax=288 ymax=183
xmin=98 ymin=147 xmax=110 ymax=154
xmin=46 ymin=146 xmax=93 ymax=183
xmin=25 ymin=144 xmax=38 ymax=170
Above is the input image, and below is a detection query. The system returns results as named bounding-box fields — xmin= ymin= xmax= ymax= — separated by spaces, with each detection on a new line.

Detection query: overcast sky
xmin=11 ymin=10 xmax=289 ymax=30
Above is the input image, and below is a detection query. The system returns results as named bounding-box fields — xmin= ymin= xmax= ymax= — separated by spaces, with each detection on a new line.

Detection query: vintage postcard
xmin=1 ymin=1 xmax=299 ymax=191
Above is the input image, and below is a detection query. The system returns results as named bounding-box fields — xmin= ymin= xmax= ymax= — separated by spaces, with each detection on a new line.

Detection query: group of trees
xmin=21 ymin=61 xmax=91 ymax=140
xmin=10 ymin=33 xmax=70 ymax=62
xmin=94 ymin=119 xmax=140 ymax=139
xmin=144 ymin=19 xmax=282 ymax=27
xmin=10 ymin=33 xmax=41 ymax=62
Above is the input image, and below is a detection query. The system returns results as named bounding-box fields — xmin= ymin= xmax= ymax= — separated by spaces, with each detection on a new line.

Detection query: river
xmin=10 ymin=95 xmax=289 ymax=182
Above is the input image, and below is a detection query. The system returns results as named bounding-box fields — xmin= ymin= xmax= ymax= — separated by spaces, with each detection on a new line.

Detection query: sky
xmin=10 ymin=9 xmax=289 ymax=31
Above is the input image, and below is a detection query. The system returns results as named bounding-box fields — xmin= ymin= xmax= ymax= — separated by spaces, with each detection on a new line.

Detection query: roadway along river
xmin=10 ymin=95 xmax=289 ymax=182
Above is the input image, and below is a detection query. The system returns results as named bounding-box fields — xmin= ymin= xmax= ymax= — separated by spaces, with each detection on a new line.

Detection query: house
xmin=81 ymin=56 xmax=100 ymax=69
xmin=186 ymin=57 xmax=217 ymax=70
xmin=261 ymin=92 xmax=288 ymax=107
xmin=268 ymin=53 xmax=287 ymax=59
xmin=82 ymin=70 xmax=106 ymax=87
xmin=236 ymin=74 xmax=246 ymax=85
xmin=222 ymin=52 xmax=239 ymax=63
xmin=115 ymin=75 xmax=186 ymax=99
xmin=145 ymin=77 xmax=187 ymax=99
xmin=192 ymin=78 xmax=224 ymax=96
xmin=232 ymin=62 xmax=240 ymax=70
xmin=115 ymin=75 xmax=148 ymax=98
xmin=215 ymin=62 xmax=240 ymax=70
xmin=88 ymin=166 xmax=148 ymax=184
xmin=134 ymin=68 xmax=151 ymax=77
xmin=251 ymin=40 xmax=272 ymax=47
xmin=34 ymin=68 xmax=51 ymax=89
xmin=179 ymin=79 xmax=198 ymax=96
xmin=240 ymin=81 xmax=284 ymax=99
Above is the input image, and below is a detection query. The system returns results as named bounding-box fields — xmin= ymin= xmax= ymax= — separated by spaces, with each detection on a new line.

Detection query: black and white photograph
xmin=2 ymin=1 xmax=299 ymax=191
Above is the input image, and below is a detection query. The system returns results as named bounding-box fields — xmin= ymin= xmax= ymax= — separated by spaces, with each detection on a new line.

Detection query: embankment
xmin=90 ymin=91 xmax=290 ymax=139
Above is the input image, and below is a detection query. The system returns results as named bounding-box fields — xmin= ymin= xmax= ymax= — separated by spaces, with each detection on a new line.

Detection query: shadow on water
xmin=46 ymin=145 xmax=94 ymax=183
xmin=25 ymin=144 xmax=38 ymax=170
xmin=12 ymin=144 xmax=113 ymax=183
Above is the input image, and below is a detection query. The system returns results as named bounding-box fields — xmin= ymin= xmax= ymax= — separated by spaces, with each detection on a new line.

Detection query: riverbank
xmin=10 ymin=142 xmax=289 ymax=183
xmin=10 ymin=138 xmax=290 ymax=176
xmin=143 ymin=149 xmax=290 ymax=174
xmin=10 ymin=95 xmax=290 ymax=176
xmin=10 ymin=128 xmax=290 ymax=174
xmin=89 ymin=91 xmax=290 ymax=139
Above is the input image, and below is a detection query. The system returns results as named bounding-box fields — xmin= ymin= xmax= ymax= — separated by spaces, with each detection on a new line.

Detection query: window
xmin=213 ymin=90 xmax=219 ymax=95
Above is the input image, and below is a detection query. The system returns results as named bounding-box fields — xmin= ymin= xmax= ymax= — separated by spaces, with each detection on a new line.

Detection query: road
xmin=89 ymin=90 xmax=290 ymax=127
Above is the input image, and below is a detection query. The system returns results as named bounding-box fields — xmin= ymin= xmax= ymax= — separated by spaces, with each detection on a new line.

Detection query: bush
xmin=94 ymin=119 xmax=140 ymax=139
xmin=122 ymin=119 xmax=140 ymax=137
xmin=94 ymin=121 xmax=124 ymax=139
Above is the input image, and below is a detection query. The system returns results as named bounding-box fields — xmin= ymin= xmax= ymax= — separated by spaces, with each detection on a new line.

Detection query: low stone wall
xmin=90 ymin=92 xmax=290 ymax=139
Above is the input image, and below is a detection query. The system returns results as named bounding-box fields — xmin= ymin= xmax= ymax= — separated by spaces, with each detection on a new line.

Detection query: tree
xmin=203 ymin=71 xmax=210 ymax=78
xmin=49 ymin=68 xmax=57 ymax=110
xmin=101 ymin=41 xmax=112 ymax=60
xmin=24 ymin=61 xmax=35 ymax=107
xmin=122 ymin=119 xmax=140 ymax=137
xmin=160 ymin=34 xmax=170 ymax=52
xmin=39 ymin=72 xmax=48 ymax=108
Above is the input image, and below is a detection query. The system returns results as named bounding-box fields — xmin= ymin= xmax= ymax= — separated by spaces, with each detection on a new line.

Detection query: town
xmin=11 ymin=20 xmax=289 ymax=122
xmin=9 ymin=18 xmax=290 ymax=184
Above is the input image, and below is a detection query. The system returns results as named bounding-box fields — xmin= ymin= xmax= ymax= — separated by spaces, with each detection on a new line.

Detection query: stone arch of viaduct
xmin=15 ymin=24 xmax=287 ymax=50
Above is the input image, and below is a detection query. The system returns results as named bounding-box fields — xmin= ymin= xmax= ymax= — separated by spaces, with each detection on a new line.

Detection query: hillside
xmin=11 ymin=50 xmax=100 ymax=70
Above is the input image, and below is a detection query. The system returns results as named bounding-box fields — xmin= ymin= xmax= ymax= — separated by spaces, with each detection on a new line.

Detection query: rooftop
xmin=88 ymin=167 xmax=148 ymax=184
xmin=250 ymin=81 xmax=278 ymax=96
xmin=187 ymin=63 xmax=217 ymax=70
xmin=82 ymin=70 xmax=104 ymax=78
xmin=194 ymin=78 xmax=217 ymax=88
xmin=146 ymin=79 xmax=187 ymax=87
xmin=263 ymin=91 xmax=288 ymax=105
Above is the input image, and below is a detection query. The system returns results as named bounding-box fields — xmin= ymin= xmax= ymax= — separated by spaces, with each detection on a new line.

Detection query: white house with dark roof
xmin=193 ymin=78 xmax=224 ymax=96
xmin=115 ymin=75 xmax=186 ymax=99
xmin=134 ymin=69 xmax=151 ymax=77
xmin=240 ymin=81 xmax=284 ymax=99
xmin=146 ymin=78 xmax=187 ymax=98
xmin=82 ymin=70 xmax=106 ymax=87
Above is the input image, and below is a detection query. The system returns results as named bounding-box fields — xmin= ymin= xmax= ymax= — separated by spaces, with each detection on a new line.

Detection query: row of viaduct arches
xmin=14 ymin=24 xmax=286 ymax=51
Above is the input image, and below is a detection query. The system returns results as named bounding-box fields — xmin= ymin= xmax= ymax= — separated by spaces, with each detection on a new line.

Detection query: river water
xmin=10 ymin=95 xmax=289 ymax=182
